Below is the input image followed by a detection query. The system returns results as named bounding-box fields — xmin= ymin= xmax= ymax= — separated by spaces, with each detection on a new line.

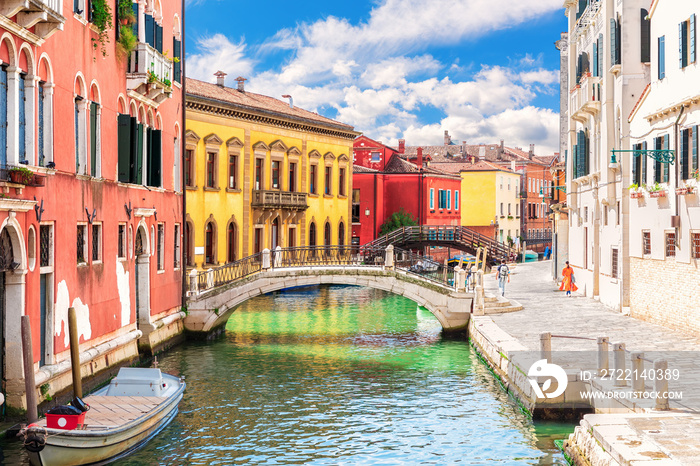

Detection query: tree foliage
xmin=378 ymin=208 xmax=418 ymax=236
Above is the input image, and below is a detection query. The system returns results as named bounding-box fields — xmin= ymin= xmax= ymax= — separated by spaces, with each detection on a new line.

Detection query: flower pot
xmin=649 ymin=191 xmax=667 ymax=198
xmin=676 ymin=187 xmax=696 ymax=195
xmin=630 ymin=191 xmax=644 ymax=199
xmin=31 ymin=174 xmax=45 ymax=187
xmin=9 ymin=170 xmax=32 ymax=185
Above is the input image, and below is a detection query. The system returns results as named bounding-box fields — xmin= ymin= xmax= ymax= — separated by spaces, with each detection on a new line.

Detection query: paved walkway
xmin=480 ymin=260 xmax=700 ymax=464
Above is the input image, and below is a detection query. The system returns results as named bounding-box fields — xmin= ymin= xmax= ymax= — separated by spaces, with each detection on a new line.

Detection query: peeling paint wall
xmin=116 ymin=259 xmax=131 ymax=327
xmin=55 ymin=280 xmax=92 ymax=346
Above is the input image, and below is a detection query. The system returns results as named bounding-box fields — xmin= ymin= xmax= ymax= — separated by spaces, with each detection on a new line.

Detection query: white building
xmin=563 ymin=0 xmax=649 ymax=310
xmin=627 ymin=0 xmax=700 ymax=334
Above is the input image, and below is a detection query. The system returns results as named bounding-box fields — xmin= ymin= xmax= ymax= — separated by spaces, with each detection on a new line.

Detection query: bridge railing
xmin=394 ymin=247 xmax=454 ymax=287
xmin=272 ymin=245 xmax=387 ymax=268
xmin=195 ymin=251 xmax=263 ymax=291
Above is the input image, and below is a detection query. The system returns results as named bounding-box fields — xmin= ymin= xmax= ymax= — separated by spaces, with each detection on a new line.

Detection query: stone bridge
xmin=184 ymin=245 xmax=484 ymax=335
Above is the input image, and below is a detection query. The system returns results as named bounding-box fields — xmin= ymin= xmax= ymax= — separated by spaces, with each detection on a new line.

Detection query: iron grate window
xmin=77 ymin=225 xmax=86 ymax=264
xmin=665 ymin=232 xmax=676 ymax=257
xmin=643 ymin=231 xmax=651 ymax=255
xmin=40 ymin=225 xmax=51 ymax=267
xmin=611 ymin=248 xmax=619 ymax=279
xmin=92 ymin=224 xmax=101 ymax=262
xmin=692 ymin=233 xmax=700 ymax=259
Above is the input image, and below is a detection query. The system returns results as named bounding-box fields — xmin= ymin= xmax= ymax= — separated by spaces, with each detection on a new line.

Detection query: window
xmin=654 ymin=136 xmax=670 ymax=183
xmin=658 ymin=36 xmax=666 ymax=79
xmin=174 ymin=224 xmax=181 ymax=268
xmin=617 ymin=201 xmax=621 ymax=226
xmin=584 ymin=206 xmax=588 ymax=223
xmin=271 ymin=160 xmax=280 ymax=189
xmin=447 ymin=190 xmax=451 ymax=210
xmin=338 ymin=222 xmax=345 ymax=246
xmin=185 ymin=149 xmax=194 ymax=187
xmin=309 ymin=222 xmax=316 ymax=247
xmin=455 ymin=191 xmax=459 ymax=211
xmin=118 ymin=224 xmax=126 ymax=259
xmin=173 ymin=36 xmax=182 ymax=83
xmin=643 ymin=231 xmax=651 ymax=255
xmin=255 ymin=158 xmax=263 ymax=190
xmin=352 ymin=189 xmax=360 ymax=223
xmin=429 ymin=188 xmax=434 ymax=210
xmin=91 ymin=223 xmax=102 ymax=262
xmin=206 ymin=152 xmax=216 ymax=188
xmin=438 ymin=190 xmax=448 ymax=209
xmin=143 ymin=8 xmax=163 ymax=53
xmin=500 ymin=177 xmax=503 ymax=189
xmin=632 ymin=143 xmax=643 ymax=185
xmin=508 ymin=204 xmax=511 ymax=215
xmin=145 ymin=129 xmax=162 ymax=187
xmin=310 ymin=165 xmax=317 ymax=194
xmin=500 ymin=203 xmax=504 ymax=216
xmin=18 ymin=73 xmax=26 ymax=163
xmin=157 ymin=223 xmax=164 ymax=270
xmin=603 ymin=205 xmax=608 ymax=226
xmin=205 ymin=222 xmax=215 ymax=264
xmin=289 ymin=162 xmax=297 ymax=192
xmin=370 ymin=151 xmax=380 ymax=162
xmin=77 ymin=224 xmax=87 ymax=264
xmin=610 ymin=17 xmax=621 ymax=66
xmin=692 ymin=232 xmax=700 ymax=259
xmin=338 ymin=168 xmax=346 ymax=196
xmin=665 ymin=232 xmax=676 ymax=257
xmin=641 ymin=9 xmax=651 ymax=63
xmin=228 ymin=154 xmax=238 ymax=189
xmin=75 ymin=97 xmax=86 ymax=175
xmin=227 ymin=223 xmax=236 ymax=263
xmin=325 ymin=166 xmax=332 ymax=195
xmin=40 ymin=224 xmax=53 ymax=268
xmin=89 ymin=101 xmax=100 ymax=177
xmin=118 ymin=115 xmax=161 ymax=186
xmin=679 ymin=15 xmax=696 ymax=69
xmin=508 ymin=179 xmax=511 ymax=190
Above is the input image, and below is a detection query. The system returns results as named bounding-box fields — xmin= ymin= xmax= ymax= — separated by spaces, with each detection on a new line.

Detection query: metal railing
xmin=195 ymin=252 xmax=263 ymax=291
xmin=394 ymin=247 xmax=455 ymax=287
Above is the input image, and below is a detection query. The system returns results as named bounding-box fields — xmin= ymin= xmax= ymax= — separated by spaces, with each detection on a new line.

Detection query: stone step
xmin=483 ymin=298 xmax=523 ymax=314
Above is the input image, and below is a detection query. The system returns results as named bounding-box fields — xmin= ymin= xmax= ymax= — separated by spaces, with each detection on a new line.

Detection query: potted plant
xmin=118 ymin=26 xmax=137 ymax=54
xmin=117 ymin=0 xmax=135 ymax=25
xmin=90 ymin=0 xmax=114 ymax=58
xmin=9 ymin=166 xmax=34 ymax=185
xmin=648 ymin=182 xmax=667 ymax=198
xmin=629 ymin=183 xmax=644 ymax=199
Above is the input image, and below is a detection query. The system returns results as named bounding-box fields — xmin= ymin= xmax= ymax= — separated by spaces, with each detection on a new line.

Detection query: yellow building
xmin=459 ymin=161 xmax=520 ymax=244
xmin=184 ymin=76 xmax=360 ymax=268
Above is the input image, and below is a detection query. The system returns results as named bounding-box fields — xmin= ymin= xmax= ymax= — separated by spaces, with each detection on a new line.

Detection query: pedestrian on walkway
xmin=559 ymin=261 xmax=578 ymax=296
xmin=497 ymin=260 xmax=510 ymax=296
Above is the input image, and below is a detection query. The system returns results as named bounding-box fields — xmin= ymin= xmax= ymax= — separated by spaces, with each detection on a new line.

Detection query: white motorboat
xmin=21 ymin=367 xmax=185 ymax=466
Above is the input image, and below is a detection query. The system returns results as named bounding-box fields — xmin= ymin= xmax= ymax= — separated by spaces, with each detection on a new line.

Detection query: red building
xmin=0 ymin=0 xmax=183 ymax=409
xmin=352 ymin=136 xmax=461 ymax=250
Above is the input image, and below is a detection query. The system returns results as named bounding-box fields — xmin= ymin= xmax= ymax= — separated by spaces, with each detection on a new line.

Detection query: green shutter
xmin=691 ymin=14 xmax=697 ymax=63
xmin=659 ymin=36 xmax=666 ymax=79
xmin=663 ymin=134 xmax=670 ymax=182
xmin=693 ymin=126 xmax=699 ymax=174
xmin=680 ymin=22 xmax=687 ymax=68
xmin=135 ymin=123 xmax=144 ymax=184
xmin=117 ymin=114 xmax=131 ymax=182
xmin=642 ymin=141 xmax=648 ymax=184
xmin=593 ymin=42 xmax=598 ymax=76
xmin=631 ymin=144 xmax=638 ymax=185
xmin=681 ymin=129 xmax=688 ymax=180
xmin=173 ymin=39 xmax=181 ymax=82
xmin=610 ymin=19 xmax=617 ymax=66
xmin=89 ymin=102 xmax=97 ymax=177
xmin=598 ymin=34 xmax=604 ymax=76
xmin=148 ymin=129 xmax=162 ymax=187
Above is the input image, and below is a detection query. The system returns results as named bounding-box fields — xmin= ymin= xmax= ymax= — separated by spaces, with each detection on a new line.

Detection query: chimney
xmin=417 ymin=147 xmax=423 ymax=168
xmin=235 ymin=76 xmax=247 ymax=92
xmin=214 ymin=70 xmax=227 ymax=87
xmin=497 ymin=140 xmax=504 ymax=160
xmin=529 ymin=144 xmax=535 ymax=160
xmin=444 ymin=130 xmax=451 ymax=146
xmin=398 ymin=139 xmax=405 ymax=154
xmin=282 ymin=94 xmax=294 ymax=108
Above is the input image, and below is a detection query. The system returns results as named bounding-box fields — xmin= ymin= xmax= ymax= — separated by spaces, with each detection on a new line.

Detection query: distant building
xmin=185 ymin=76 xmax=358 ymax=268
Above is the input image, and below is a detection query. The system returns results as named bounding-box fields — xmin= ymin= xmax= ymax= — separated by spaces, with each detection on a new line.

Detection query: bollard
xmin=385 ymin=245 xmax=394 ymax=270
xmin=597 ymin=336 xmax=609 ymax=376
xmin=522 ymin=241 xmax=527 ymax=263
xmin=631 ymin=352 xmax=645 ymax=393
xmin=476 ymin=269 xmax=484 ymax=287
xmin=274 ymin=245 xmax=282 ymax=268
xmin=653 ymin=359 xmax=670 ymax=410
xmin=262 ymin=248 xmax=271 ymax=269
xmin=474 ymin=285 xmax=485 ymax=315
xmin=457 ymin=267 xmax=466 ymax=292
xmin=68 ymin=307 xmax=83 ymax=398
xmin=613 ymin=342 xmax=626 ymax=387
xmin=540 ymin=332 xmax=552 ymax=363
xmin=21 ymin=316 xmax=38 ymax=423
xmin=189 ymin=269 xmax=198 ymax=295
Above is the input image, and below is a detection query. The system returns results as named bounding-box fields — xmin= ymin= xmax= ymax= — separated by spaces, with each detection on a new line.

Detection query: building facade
xmin=185 ymin=76 xmax=358 ymax=269
xmin=563 ymin=0 xmax=649 ymax=310
xmin=0 ymin=0 xmax=184 ymax=408
xmin=627 ymin=0 xmax=700 ymax=334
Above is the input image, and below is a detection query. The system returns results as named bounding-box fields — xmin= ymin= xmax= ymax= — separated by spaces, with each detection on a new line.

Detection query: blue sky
xmin=185 ymin=0 xmax=567 ymax=154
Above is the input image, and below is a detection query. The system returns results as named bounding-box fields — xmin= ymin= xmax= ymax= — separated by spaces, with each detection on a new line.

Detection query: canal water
xmin=1 ymin=285 xmax=576 ymax=464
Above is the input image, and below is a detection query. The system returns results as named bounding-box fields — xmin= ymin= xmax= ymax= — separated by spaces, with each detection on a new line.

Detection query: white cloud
xmin=185 ymin=34 xmax=255 ymax=83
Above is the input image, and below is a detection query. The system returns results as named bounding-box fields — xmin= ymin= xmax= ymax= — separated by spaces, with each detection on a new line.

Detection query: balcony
xmin=570 ymin=74 xmax=602 ymax=122
xmin=126 ymin=42 xmax=173 ymax=106
xmin=251 ymin=190 xmax=308 ymax=211
xmin=0 ymin=0 xmax=66 ymax=41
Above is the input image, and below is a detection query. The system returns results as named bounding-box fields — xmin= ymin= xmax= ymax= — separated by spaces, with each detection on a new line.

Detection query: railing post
xmin=274 ymin=246 xmax=282 ymax=268
xmin=540 ymin=332 xmax=552 ymax=363
xmin=455 ymin=266 xmax=466 ymax=292
xmin=385 ymin=244 xmax=394 ymax=270
xmin=613 ymin=342 xmax=626 ymax=387
xmin=189 ymin=269 xmax=198 ymax=295
xmin=481 ymin=247 xmax=488 ymax=272
xmin=522 ymin=241 xmax=527 ymax=263
xmin=631 ymin=352 xmax=645 ymax=393
xmin=653 ymin=359 xmax=670 ymax=410
xmin=262 ymin=248 xmax=271 ymax=270
xmin=206 ymin=268 xmax=214 ymax=289
xmin=597 ymin=336 xmax=609 ymax=376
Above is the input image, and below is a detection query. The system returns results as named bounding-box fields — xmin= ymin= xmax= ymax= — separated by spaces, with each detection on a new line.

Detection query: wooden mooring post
xmin=21 ymin=316 xmax=38 ymax=423
xmin=68 ymin=307 xmax=83 ymax=398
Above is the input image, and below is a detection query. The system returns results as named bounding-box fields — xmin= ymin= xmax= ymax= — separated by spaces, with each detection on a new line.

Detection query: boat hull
xmin=27 ymin=375 xmax=184 ymax=466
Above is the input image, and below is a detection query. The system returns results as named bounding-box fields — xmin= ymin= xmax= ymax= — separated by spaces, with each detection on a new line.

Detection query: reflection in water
xmin=0 ymin=285 xmax=574 ymax=465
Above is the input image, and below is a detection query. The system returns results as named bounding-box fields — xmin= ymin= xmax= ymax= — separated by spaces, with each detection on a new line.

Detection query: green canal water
xmin=1 ymin=285 xmax=576 ymax=464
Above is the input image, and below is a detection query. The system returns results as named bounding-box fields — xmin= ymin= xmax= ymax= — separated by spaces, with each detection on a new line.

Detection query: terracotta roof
xmin=382 ymin=155 xmax=456 ymax=177
xmin=352 ymin=164 xmax=379 ymax=174
xmin=186 ymin=78 xmax=356 ymax=131
xmin=431 ymin=160 xmax=516 ymax=174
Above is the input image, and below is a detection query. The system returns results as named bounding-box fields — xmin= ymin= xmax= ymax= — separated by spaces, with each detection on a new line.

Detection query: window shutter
xmin=592 ymin=42 xmax=598 ymax=76
xmin=642 ymin=141 xmax=648 ymax=183
xmin=610 ymin=19 xmax=617 ymax=66
xmin=90 ymin=102 xmax=97 ymax=177
xmin=156 ymin=24 xmax=163 ymax=53
xmin=18 ymin=76 xmax=25 ymax=162
xmin=173 ymin=38 xmax=181 ymax=82
xmin=134 ymin=123 xmax=144 ymax=184
xmin=132 ymin=3 xmax=139 ymax=37
xmin=663 ymin=134 xmax=670 ymax=182
xmin=145 ymin=15 xmax=154 ymax=48
xmin=641 ymin=9 xmax=650 ymax=63
xmin=148 ymin=129 xmax=162 ymax=187
xmin=598 ymin=34 xmax=604 ymax=76
xmin=680 ymin=130 xmax=687 ymax=180
xmin=38 ymin=84 xmax=44 ymax=166
xmin=573 ymin=144 xmax=578 ymax=179
xmin=74 ymin=100 xmax=80 ymax=172
xmin=692 ymin=14 xmax=697 ymax=63
xmin=658 ymin=36 xmax=666 ymax=79
xmin=631 ymin=144 xmax=638 ymax=184
xmin=694 ymin=126 xmax=699 ymax=173
xmin=680 ymin=22 xmax=686 ymax=68
xmin=117 ymin=114 xmax=131 ymax=182
xmin=0 ymin=67 xmax=7 ymax=167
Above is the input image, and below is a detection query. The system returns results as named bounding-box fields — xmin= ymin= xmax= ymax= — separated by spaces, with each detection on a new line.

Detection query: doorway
xmin=135 ymin=227 xmax=150 ymax=327
xmin=271 ymin=218 xmax=279 ymax=250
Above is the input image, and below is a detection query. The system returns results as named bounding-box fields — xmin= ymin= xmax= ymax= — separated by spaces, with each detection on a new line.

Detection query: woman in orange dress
xmin=559 ymin=261 xmax=578 ymax=296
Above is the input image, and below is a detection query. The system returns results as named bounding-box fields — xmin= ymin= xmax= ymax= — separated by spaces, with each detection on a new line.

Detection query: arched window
xmin=227 ymin=222 xmax=236 ymax=263
xmin=338 ymin=222 xmax=345 ymax=246
xmin=309 ymin=222 xmax=316 ymax=247
xmin=205 ymin=222 xmax=215 ymax=265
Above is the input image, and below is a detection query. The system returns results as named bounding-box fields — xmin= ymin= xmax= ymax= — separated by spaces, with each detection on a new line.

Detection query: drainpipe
xmin=180 ymin=0 xmax=187 ymax=307
xmin=373 ymin=172 xmax=377 ymax=240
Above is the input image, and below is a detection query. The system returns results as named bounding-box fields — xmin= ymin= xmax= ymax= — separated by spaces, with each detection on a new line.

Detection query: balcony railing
xmin=251 ymin=190 xmax=309 ymax=210
xmin=570 ymin=74 xmax=602 ymax=122
xmin=127 ymin=42 xmax=173 ymax=105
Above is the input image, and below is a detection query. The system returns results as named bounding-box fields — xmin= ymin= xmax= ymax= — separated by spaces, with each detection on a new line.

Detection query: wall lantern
xmin=365 ymin=209 xmax=370 ymax=216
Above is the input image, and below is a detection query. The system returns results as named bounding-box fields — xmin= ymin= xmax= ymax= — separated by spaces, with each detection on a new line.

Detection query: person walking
xmin=559 ymin=261 xmax=578 ymax=296
xmin=496 ymin=259 xmax=510 ymax=297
